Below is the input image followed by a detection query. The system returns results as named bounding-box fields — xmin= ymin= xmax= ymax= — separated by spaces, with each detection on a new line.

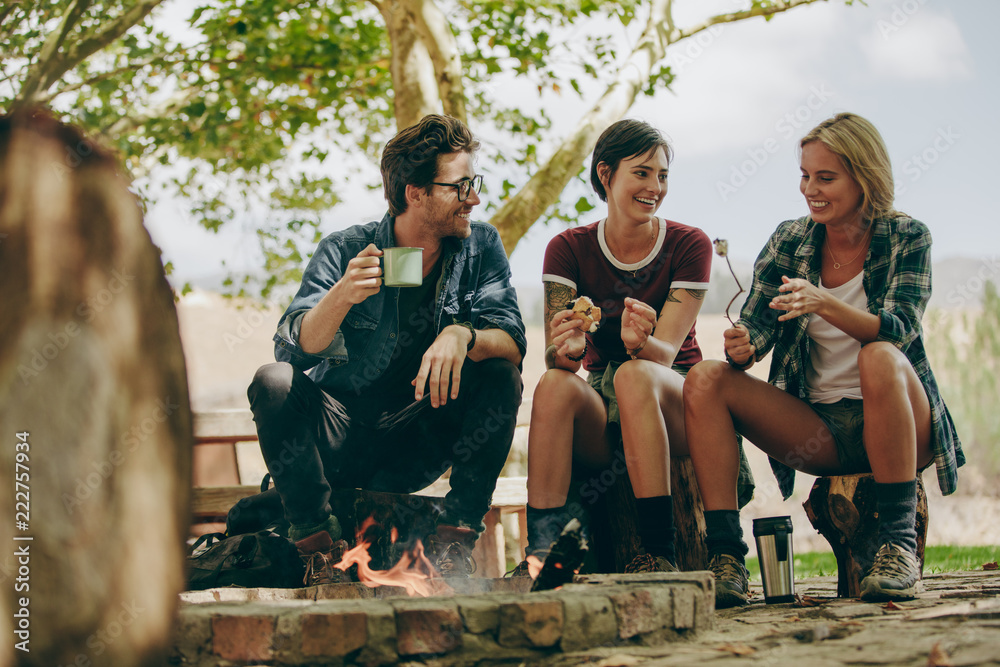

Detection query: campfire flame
xmin=334 ymin=517 xmax=454 ymax=598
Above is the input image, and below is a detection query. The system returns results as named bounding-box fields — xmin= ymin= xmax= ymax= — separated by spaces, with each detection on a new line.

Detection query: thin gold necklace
xmin=612 ymin=222 xmax=657 ymax=277
xmin=827 ymin=226 xmax=872 ymax=270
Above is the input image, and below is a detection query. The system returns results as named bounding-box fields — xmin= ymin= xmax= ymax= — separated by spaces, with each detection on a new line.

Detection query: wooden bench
xmin=192 ymin=406 xmax=530 ymax=578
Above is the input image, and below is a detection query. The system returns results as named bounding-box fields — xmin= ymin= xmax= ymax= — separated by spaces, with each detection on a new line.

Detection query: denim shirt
xmin=273 ymin=213 xmax=527 ymax=398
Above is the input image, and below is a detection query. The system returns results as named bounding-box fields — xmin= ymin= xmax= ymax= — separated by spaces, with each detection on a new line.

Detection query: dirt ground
xmin=176 ymin=291 xmax=1000 ymax=555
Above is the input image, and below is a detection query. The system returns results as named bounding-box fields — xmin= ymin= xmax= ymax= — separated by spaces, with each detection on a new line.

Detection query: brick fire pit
xmin=174 ymin=572 xmax=714 ymax=665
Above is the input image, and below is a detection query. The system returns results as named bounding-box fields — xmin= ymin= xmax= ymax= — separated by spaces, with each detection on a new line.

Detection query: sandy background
xmin=178 ymin=291 xmax=999 ymax=555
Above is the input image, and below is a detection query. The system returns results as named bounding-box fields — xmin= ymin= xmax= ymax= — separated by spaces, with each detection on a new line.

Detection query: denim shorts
xmin=811 ymin=398 xmax=870 ymax=472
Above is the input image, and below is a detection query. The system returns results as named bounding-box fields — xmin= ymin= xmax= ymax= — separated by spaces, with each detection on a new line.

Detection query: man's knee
xmin=468 ymin=358 xmax=524 ymax=404
xmin=248 ymin=362 xmax=296 ymax=414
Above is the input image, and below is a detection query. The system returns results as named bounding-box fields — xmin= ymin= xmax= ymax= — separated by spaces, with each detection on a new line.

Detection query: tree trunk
xmin=803 ymin=474 xmax=929 ymax=598
xmin=587 ymin=456 xmax=706 ymax=573
xmin=0 ymin=114 xmax=192 ymax=666
xmin=381 ymin=0 xmax=443 ymax=130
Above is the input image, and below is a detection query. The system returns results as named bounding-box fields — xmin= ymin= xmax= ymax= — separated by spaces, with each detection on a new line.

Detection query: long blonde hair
xmin=799 ymin=113 xmax=902 ymax=222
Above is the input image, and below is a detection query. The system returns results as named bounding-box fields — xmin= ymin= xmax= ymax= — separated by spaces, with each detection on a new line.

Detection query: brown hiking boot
xmin=710 ymin=553 xmax=750 ymax=608
xmin=425 ymin=524 xmax=477 ymax=578
xmin=860 ymin=543 xmax=921 ymax=602
xmin=624 ymin=552 xmax=679 ymax=574
xmin=295 ymin=531 xmax=351 ymax=586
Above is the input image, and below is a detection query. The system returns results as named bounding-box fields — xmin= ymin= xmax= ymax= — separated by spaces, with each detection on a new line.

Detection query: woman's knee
xmin=682 ymin=359 xmax=730 ymax=407
xmin=612 ymin=359 xmax=650 ymax=396
xmin=532 ymin=368 xmax=588 ymax=409
xmin=858 ymin=342 xmax=910 ymax=391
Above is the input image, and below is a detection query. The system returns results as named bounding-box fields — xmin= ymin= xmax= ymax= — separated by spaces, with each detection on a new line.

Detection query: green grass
xmin=746 ymin=545 xmax=999 ymax=582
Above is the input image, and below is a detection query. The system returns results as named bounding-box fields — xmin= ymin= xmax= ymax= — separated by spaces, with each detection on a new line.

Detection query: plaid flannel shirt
xmin=737 ymin=215 xmax=964 ymax=498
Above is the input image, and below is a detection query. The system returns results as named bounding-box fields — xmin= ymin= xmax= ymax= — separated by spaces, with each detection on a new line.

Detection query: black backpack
xmin=187 ymin=528 xmax=304 ymax=590
xmin=187 ymin=475 xmax=303 ymax=590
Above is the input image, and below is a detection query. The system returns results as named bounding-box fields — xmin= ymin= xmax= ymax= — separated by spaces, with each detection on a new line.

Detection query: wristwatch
xmin=455 ymin=321 xmax=476 ymax=351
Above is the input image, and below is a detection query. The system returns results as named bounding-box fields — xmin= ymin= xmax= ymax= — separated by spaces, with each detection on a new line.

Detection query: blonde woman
xmin=684 ymin=112 xmax=964 ymax=607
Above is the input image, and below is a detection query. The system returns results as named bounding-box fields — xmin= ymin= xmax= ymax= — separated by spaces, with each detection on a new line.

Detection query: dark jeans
xmin=247 ymin=359 xmax=523 ymax=534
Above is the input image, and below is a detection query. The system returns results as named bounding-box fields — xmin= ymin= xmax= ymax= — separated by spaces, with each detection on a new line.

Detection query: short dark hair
xmin=589 ymin=119 xmax=673 ymax=202
xmin=380 ymin=114 xmax=480 ymax=216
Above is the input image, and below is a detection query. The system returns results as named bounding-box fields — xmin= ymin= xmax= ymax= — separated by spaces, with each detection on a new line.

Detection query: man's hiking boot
xmin=860 ymin=543 xmax=921 ymax=601
xmin=425 ymin=524 xmax=477 ymax=578
xmin=624 ymin=553 xmax=679 ymax=574
xmin=295 ymin=530 xmax=351 ymax=586
xmin=710 ymin=552 xmax=750 ymax=608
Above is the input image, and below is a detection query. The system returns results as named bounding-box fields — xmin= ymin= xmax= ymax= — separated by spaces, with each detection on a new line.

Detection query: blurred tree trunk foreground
xmin=0 ymin=111 xmax=192 ymax=666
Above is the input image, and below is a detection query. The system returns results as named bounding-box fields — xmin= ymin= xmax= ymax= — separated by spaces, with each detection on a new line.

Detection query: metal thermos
xmin=753 ymin=516 xmax=795 ymax=603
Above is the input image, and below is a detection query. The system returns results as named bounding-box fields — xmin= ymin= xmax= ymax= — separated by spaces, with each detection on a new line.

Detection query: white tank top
xmin=805 ymin=271 xmax=867 ymax=404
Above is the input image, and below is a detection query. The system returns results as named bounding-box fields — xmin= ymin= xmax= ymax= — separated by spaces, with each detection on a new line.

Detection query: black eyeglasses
xmin=431 ymin=174 xmax=483 ymax=202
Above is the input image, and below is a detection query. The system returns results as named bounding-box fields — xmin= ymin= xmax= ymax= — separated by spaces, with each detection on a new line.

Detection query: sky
xmin=146 ymin=0 xmax=1000 ymax=292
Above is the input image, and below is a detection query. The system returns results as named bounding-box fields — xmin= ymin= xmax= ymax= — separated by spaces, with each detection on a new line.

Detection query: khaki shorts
xmin=811 ymin=398 xmax=870 ymax=472
xmin=811 ymin=397 xmax=934 ymax=474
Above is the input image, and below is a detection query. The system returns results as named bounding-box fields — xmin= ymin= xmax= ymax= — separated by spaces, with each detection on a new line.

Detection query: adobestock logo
xmin=894 ymin=126 xmax=959 ymax=197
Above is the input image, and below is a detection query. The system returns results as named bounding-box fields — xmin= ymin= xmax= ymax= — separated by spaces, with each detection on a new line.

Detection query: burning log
xmin=334 ymin=517 xmax=454 ymax=597
xmin=531 ymin=519 xmax=588 ymax=592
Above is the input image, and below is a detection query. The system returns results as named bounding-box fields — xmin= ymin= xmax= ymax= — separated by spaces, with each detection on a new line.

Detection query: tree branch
xmin=666 ymin=0 xmax=828 ymax=44
xmin=103 ymin=86 xmax=201 ymax=141
xmin=14 ymin=0 xmax=167 ymax=107
xmin=491 ymin=0 xmax=672 ymax=254
xmin=15 ymin=0 xmax=92 ymax=104
xmin=492 ymin=0 xmax=830 ymax=255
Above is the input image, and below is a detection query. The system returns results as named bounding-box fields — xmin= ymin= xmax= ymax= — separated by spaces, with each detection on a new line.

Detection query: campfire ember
xmin=334 ymin=517 xmax=454 ymax=598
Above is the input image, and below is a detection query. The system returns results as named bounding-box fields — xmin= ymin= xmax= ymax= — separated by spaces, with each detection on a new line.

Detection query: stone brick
xmin=458 ymin=596 xmax=500 ymax=635
xmin=672 ymin=586 xmax=696 ymax=630
xmin=211 ymin=614 xmax=275 ymax=662
xmin=171 ymin=606 xmax=212 ymax=664
xmin=315 ymin=583 xmax=376 ymax=600
xmin=356 ymin=601 xmax=399 ymax=667
xmin=560 ymin=593 xmax=618 ymax=652
xmin=609 ymin=586 xmax=673 ymax=639
xmin=498 ymin=598 xmax=564 ymax=648
xmin=301 ymin=610 xmax=368 ymax=657
xmin=395 ymin=601 xmax=463 ymax=656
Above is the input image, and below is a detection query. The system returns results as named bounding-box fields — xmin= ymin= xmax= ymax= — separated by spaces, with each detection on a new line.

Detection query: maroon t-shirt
xmin=542 ymin=217 xmax=712 ymax=371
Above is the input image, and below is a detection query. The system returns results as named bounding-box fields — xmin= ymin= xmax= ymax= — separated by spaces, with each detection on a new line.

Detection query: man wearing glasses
xmin=249 ymin=114 xmax=526 ymax=583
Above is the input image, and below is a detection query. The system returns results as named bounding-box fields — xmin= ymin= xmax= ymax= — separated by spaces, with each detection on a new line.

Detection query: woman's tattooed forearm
xmin=666 ymin=288 xmax=707 ymax=303
xmin=544 ymin=281 xmax=576 ymax=325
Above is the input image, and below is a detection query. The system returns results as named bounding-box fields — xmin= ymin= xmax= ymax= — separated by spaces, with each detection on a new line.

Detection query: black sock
xmin=525 ymin=505 xmax=573 ymax=559
xmin=704 ymin=509 xmax=748 ymax=562
xmin=635 ymin=495 xmax=676 ymax=564
xmin=875 ymin=479 xmax=918 ymax=555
